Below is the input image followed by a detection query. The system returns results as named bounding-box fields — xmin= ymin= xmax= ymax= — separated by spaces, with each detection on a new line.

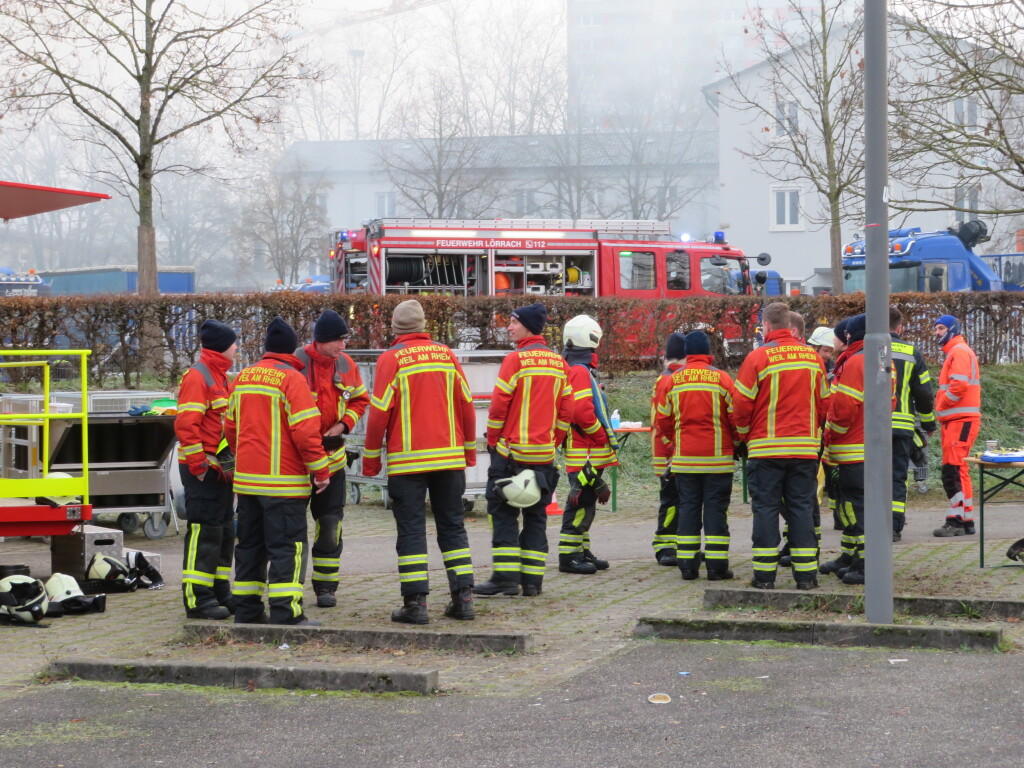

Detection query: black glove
xmin=322 ymin=434 xmax=345 ymax=452
xmin=594 ymin=478 xmax=610 ymax=505
xmin=732 ymin=442 xmax=748 ymax=461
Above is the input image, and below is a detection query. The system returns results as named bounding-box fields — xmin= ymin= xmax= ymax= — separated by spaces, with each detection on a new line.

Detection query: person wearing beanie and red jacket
xmin=733 ymin=302 xmax=830 ymax=589
xmin=474 ymin=302 xmax=573 ymax=598
xmin=656 ymin=330 xmax=740 ymax=581
xmin=175 ymin=319 xmax=238 ymax=620
xmin=932 ymin=314 xmax=981 ymax=537
xmin=294 ymin=309 xmax=369 ymax=608
xmin=225 ymin=316 xmax=330 ymax=626
xmin=363 ymin=299 xmax=478 ymax=624
xmin=649 ymin=332 xmax=688 ymax=566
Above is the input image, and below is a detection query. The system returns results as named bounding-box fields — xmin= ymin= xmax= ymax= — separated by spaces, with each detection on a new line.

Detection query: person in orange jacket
xmin=733 ymin=302 xmax=830 ymax=590
xmin=294 ymin=310 xmax=370 ymax=608
xmin=225 ymin=317 xmax=330 ymax=626
xmin=362 ymin=300 xmax=477 ymax=624
xmin=932 ymin=314 xmax=981 ymax=537
xmin=174 ymin=319 xmax=237 ymax=621
xmin=474 ymin=303 xmax=574 ymax=598
xmin=557 ymin=315 xmax=618 ymax=575
xmin=649 ymin=332 xmax=688 ymax=566
xmin=656 ymin=330 xmax=740 ymax=580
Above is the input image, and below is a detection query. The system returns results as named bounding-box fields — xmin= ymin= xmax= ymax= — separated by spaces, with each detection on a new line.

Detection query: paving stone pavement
xmin=2 ymin=496 xmax=1023 ymax=696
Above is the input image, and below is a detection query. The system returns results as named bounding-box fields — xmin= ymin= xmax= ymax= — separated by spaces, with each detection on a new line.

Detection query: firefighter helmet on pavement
xmin=0 ymin=575 xmax=49 ymax=623
xmin=87 ymin=554 xmax=131 ymax=583
xmin=44 ymin=573 xmax=106 ymax=614
xmin=563 ymin=315 xmax=603 ymax=349
xmin=495 ymin=468 xmax=542 ymax=509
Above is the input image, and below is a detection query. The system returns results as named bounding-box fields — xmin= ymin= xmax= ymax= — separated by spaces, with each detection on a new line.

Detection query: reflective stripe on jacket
xmin=649 ymin=363 xmax=684 ymax=474
xmin=174 ymin=349 xmax=232 ymax=473
xmin=296 ymin=345 xmax=370 ymax=472
xmin=891 ymin=335 xmax=935 ymax=432
xmin=563 ymin=363 xmax=618 ymax=472
xmin=225 ymin=352 xmax=330 ymax=496
xmin=935 ymin=335 xmax=981 ymax=423
xmin=363 ymin=333 xmax=476 ymax=475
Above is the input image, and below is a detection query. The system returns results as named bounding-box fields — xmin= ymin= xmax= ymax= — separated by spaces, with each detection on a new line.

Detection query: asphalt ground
xmin=1 ymin=492 xmax=1023 ymax=766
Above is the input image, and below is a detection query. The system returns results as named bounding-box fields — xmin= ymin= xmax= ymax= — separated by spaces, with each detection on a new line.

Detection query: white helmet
xmin=808 ymin=326 xmax=834 ymax=347
xmin=44 ymin=573 xmax=105 ymax=614
xmin=0 ymin=575 xmax=49 ymax=623
xmin=35 ymin=472 xmax=80 ymax=507
xmin=87 ymin=554 xmax=131 ymax=583
xmin=495 ymin=468 xmax=542 ymax=509
xmin=563 ymin=315 xmax=603 ymax=349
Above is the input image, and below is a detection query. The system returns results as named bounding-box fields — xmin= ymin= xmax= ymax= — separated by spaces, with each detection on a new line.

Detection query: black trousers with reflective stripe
xmin=837 ymin=462 xmax=866 ymax=561
xmin=308 ymin=469 xmax=346 ymax=589
xmin=234 ymin=494 xmax=308 ymax=624
xmin=387 ymin=469 xmax=471 ymax=596
xmin=674 ymin=472 xmax=732 ymax=574
xmin=559 ymin=468 xmax=604 ymax=558
xmin=180 ymin=465 xmax=234 ymax=611
xmin=748 ymin=458 xmax=818 ymax=581
xmin=486 ymin=454 xmax=558 ymax=588
xmin=654 ymin=472 xmax=679 ymax=555
xmin=891 ymin=430 xmax=915 ymax=533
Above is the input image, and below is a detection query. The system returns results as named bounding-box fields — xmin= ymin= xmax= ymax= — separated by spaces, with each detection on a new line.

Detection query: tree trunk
xmin=830 ymin=206 xmax=844 ymax=295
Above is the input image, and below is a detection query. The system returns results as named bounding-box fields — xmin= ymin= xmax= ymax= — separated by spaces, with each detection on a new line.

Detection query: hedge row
xmin=1 ymin=291 xmax=1021 ymax=385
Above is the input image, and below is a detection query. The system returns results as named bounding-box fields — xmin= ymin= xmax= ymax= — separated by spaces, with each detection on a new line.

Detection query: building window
xmin=515 ymin=189 xmax=539 ymax=217
xmin=770 ymin=188 xmax=803 ymax=230
xmin=952 ymin=97 xmax=979 ymax=132
xmin=954 ymin=185 xmax=979 ymax=223
xmin=619 ymin=251 xmax=656 ymax=291
xmin=774 ymin=100 xmax=799 ymax=137
xmin=375 ymin=191 xmax=396 ymax=218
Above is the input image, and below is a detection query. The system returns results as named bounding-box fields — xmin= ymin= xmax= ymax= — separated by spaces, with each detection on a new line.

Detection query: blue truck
xmin=39 ymin=265 xmax=196 ymax=295
xmin=841 ymin=221 xmax=1023 ymax=293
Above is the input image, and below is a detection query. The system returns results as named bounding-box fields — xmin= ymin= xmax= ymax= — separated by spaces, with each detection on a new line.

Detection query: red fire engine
xmin=328 ymin=219 xmax=771 ymax=299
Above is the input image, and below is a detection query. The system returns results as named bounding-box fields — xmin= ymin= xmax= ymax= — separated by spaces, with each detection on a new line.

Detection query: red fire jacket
xmin=296 ymin=344 xmax=370 ymax=473
xmin=362 ymin=333 xmax=476 ymax=476
xmin=655 ymin=355 xmax=739 ymax=473
xmin=225 ymin=352 xmax=330 ymax=497
xmin=563 ymin=363 xmax=617 ymax=472
xmin=487 ymin=335 xmax=573 ymax=464
xmin=733 ymin=330 xmax=829 ymax=459
xmin=649 ymin=362 xmax=684 ymax=474
xmin=174 ymin=348 xmax=232 ymax=476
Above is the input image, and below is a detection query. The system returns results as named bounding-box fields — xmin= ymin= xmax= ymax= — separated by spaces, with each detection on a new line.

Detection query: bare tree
xmin=0 ymin=0 xmax=320 ymax=296
xmin=890 ymin=1 xmax=1024 ymax=222
xmin=239 ymin=160 xmax=332 ymax=285
xmin=716 ymin=0 xmax=867 ymax=294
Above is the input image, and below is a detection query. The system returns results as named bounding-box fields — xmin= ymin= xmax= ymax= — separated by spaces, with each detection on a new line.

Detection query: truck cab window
xmin=619 ymin=251 xmax=656 ymax=290
xmin=700 ymin=260 xmax=740 ymax=294
xmin=666 ymin=250 xmax=690 ymax=290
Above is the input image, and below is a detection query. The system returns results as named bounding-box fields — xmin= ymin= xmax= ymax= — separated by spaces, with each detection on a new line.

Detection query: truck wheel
xmin=143 ymin=512 xmax=168 ymax=540
xmin=462 ymin=498 xmax=475 ymax=514
xmin=118 ymin=513 xmax=140 ymax=535
xmin=348 ymin=482 xmax=361 ymax=505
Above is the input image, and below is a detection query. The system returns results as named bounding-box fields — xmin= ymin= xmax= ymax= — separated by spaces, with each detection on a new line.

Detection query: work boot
xmin=235 ymin=611 xmax=268 ymax=625
xmin=186 ymin=604 xmax=230 ymax=621
xmin=819 ymin=554 xmax=853 ymax=576
xmin=391 ymin=593 xmax=429 ymax=625
xmin=706 ymin=568 xmax=734 ymax=581
xmin=656 ymin=550 xmax=678 ymax=566
xmin=795 ymin=576 xmax=818 ymax=591
xmin=559 ymin=556 xmax=597 ymax=575
xmin=841 ymin=567 xmax=865 ymax=585
xmin=963 ymin=521 xmax=976 ymax=535
xmin=314 ymin=584 xmax=337 ymax=608
xmin=679 ymin=567 xmax=699 ymax=581
xmin=777 ymin=544 xmax=792 ymax=567
xmin=472 ymin=579 xmax=520 ymax=596
xmin=583 ymin=550 xmax=609 ymax=571
xmin=892 ymin=531 xmax=902 ymax=543
xmin=521 ymin=577 xmax=543 ymax=597
xmin=1006 ymin=537 xmax=1024 ymax=562
xmin=837 ymin=555 xmax=863 ymax=580
xmin=933 ymin=519 xmax=966 ymax=537
xmin=278 ymin=615 xmax=323 ymax=627
xmin=750 ymin=578 xmax=775 ymax=590
xmin=444 ymin=586 xmax=475 ymax=620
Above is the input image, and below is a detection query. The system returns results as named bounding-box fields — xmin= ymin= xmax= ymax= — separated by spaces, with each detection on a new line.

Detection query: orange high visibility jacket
xmin=655 ymin=355 xmax=739 ymax=473
xmin=563 ymin=361 xmax=617 ymax=472
xmin=295 ymin=344 xmax=370 ymax=473
xmin=935 ymin=334 xmax=981 ymax=423
xmin=224 ymin=352 xmax=330 ymax=497
xmin=362 ymin=333 xmax=476 ymax=476
xmin=174 ymin=348 xmax=232 ymax=476
xmin=826 ymin=343 xmax=868 ymax=465
xmin=733 ymin=329 xmax=829 ymax=459
xmin=650 ymin=362 xmax=684 ymax=474
xmin=487 ymin=335 xmax=573 ymax=464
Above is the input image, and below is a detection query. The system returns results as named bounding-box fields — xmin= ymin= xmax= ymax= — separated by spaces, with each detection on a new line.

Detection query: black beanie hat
xmin=665 ymin=332 xmax=687 ymax=360
xmin=314 ymin=309 xmax=350 ymax=343
xmin=833 ymin=317 xmax=851 ymax=344
xmin=264 ymin=316 xmax=298 ymax=355
xmin=512 ymin=303 xmax=547 ymax=335
xmin=199 ymin=319 xmax=237 ymax=353
xmin=846 ymin=314 xmax=867 ymax=343
xmin=683 ymin=330 xmax=711 ymax=356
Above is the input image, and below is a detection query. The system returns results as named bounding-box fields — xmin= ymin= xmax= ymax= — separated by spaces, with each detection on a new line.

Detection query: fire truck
xmin=328 ymin=219 xmax=772 ymax=299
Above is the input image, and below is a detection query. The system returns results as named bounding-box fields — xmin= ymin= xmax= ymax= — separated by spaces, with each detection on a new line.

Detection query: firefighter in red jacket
xmin=656 ymin=330 xmax=739 ymax=580
xmin=474 ymin=303 xmax=573 ymax=598
xmin=362 ymin=300 xmax=477 ymax=624
xmin=225 ymin=317 xmax=330 ymax=626
xmin=295 ymin=310 xmax=369 ymax=608
xmin=932 ymin=314 xmax=982 ymax=537
xmin=175 ymin=319 xmax=237 ymax=621
xmin=558 ymin=315 xmax=618 ymax=575
xmin=733 ymin=302 xmax=829 ymax=590
xmin=649 ymin=332 xmax=688 ymax=566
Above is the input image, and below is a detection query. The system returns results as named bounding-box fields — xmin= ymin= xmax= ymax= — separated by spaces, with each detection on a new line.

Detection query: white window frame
xmin=774 ymin=100 xmax=799 ymax=138
xmin=952 ymin=97 xmax=979 ymax=133
xmin=770 ymin=187 xmax=804 ymax=231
